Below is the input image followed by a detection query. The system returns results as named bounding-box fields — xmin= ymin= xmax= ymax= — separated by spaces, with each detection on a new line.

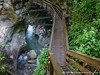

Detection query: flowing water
xmin=17 ymin=25 xmax=44 ymax=75
xmin=26 ymin=25 xmax=43 ymax=55
xmin=17 ymin=25 xmax=51 ymax=75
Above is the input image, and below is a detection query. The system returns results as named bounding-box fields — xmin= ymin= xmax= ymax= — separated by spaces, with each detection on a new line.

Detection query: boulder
xmin=27 ymin=50 xmax=37 ymax=60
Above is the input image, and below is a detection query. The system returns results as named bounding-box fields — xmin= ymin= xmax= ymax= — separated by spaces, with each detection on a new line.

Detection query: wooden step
xmin=61 ymin=66 xmax=73 ymax=75
xmin=0 ymin=1 xmax=3 ymax=5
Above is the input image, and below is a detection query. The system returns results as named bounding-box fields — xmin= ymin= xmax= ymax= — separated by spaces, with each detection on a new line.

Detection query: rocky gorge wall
xmin=0 ymin=0 xmax=26 ymax=72
xmin=0 ymin=0 xmax=52 ymax=74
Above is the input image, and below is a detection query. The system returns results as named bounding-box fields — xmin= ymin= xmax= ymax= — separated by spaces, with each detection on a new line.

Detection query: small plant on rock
xmin=33 ymin=48 xmax=48 ymax=75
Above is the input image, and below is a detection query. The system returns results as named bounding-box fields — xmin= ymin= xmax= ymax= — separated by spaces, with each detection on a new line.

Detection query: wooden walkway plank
xmin=49 ymin=52 xmax=65 ymax=75
xmin=50 ymin=11 xmax=66 ymax=66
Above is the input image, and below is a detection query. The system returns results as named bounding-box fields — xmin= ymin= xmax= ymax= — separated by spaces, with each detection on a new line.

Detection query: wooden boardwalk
xmin=33 ymin=1 xmax=100 ymax=75
xmin=49 ymin=11 xmax=66 ymax=66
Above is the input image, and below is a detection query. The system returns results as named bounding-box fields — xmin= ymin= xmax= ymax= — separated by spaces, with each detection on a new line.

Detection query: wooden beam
xmin=33 ymin=16 xmax=52 ymax=19
xmin=0 ymin=1 xmax=3 ymax=5
xmin=29 ymin=9 xmax=45 ymax=12
xmin=34 ymin=23 xmax=52 ymax=26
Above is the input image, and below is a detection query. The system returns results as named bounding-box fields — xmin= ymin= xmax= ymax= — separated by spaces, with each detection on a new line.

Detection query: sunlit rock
xmin=27 ymin=50 xmax=37 ymax=60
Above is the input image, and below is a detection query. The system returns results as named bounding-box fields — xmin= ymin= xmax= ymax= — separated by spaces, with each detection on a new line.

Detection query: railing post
xmin=48 ymin=56 xmax=54 ymax=75
xmin=50 ymin=61 xmax=54 ymax=75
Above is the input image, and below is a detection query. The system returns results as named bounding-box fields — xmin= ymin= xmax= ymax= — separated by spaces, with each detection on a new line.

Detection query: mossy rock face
xmin=2 ymin=8 xmax=17 ymax=23
xmin=13 ymin=19 xmax=26 ymax=33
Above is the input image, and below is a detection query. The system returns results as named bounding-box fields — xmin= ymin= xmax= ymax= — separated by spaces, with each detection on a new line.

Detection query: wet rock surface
xmin=17 ymin=52 xmax=37 ymax=75
xmin=17 ymin=63 xmax=37 ymax=75
xmin=33 ymin=25 xmax=51 ymax=47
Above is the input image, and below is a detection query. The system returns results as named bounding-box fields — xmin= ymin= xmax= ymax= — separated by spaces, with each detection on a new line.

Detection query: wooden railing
xmin=66 ymin=50 xmax=100 ymax=75
xmin=33 ymin=0 xmax=63 ymax=18
xmin=48 ymin=52 xmax=64 ymax=75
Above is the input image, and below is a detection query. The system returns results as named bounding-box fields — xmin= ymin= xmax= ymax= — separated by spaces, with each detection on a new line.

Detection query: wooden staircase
xmin=48 ymin=50 xmax=100 ymax=75
xmin=61 ymin=66 xmax=72 ymax=75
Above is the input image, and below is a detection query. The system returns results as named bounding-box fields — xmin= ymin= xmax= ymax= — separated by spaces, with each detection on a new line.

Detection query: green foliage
xmin=38 ymin=48 xmax=48 ymax=67
xmin=67 ymin=0 xmax=100 ymax=23
xmin=0 ymin=43 xmax=7 ymax=47
xmin=0 ymin=52 xmax=6 ymax=73
xmin=33 ymin=65 xmax=46 ymax=75
xmin=0 ymin=43 xmax=6 ymax=73
xmin=68 ymin=0 xmax=100 ymax=58
xmin=33 ymin=48 xmax=48 ymax=75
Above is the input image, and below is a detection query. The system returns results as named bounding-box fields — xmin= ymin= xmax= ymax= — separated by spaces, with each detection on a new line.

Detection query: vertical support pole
xmin=48 ymin=55 xmax=54 ymax=75
xmin=49 ymin=61 xmax=54 ymax=75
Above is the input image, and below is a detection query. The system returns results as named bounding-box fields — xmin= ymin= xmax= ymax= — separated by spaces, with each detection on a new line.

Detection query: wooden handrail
xmin=48 ymin=52 xmax=64 ymax=75
xmin=33 ymin=0 xmax=63 ymax=19
xmin=66 ymin=50 xmax=100 ymax=75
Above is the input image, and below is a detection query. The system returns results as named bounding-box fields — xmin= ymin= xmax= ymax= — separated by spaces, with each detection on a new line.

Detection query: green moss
xmin=13 ymin=19 xmax=26 ymax=33
xmin=0 ymin=51 xmax=6 ymax=73
xmin=3 ymin=8 xmax=17 ymax=23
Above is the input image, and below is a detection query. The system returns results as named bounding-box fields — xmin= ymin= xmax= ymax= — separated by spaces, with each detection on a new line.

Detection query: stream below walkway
xmin=17 ymin=25 xmax=51 ymax=75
